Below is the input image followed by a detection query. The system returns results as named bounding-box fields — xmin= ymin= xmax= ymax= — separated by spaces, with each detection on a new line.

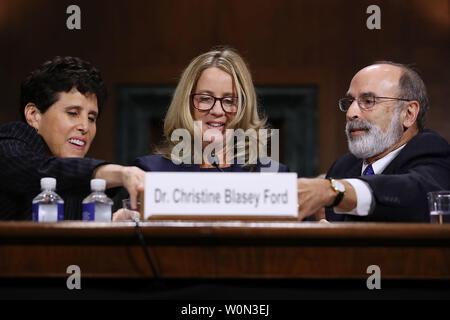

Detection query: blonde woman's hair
xmin=158 ymin=47 xmax=268 ymax=166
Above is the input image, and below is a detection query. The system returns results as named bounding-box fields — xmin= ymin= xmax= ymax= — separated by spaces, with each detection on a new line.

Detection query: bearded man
xmin=297 ymin=62 xmax=450 ymax=222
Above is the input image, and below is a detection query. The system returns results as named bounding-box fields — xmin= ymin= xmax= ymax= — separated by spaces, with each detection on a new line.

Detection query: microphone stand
xmin=209 ymin=151 xmax=224 ymax=172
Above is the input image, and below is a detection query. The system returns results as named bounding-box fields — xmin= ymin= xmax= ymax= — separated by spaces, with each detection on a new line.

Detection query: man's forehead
xmin=359 ymin=63 xmax=403 ymax=75
xmin=347 ymin=64 xmax=402 ymax=95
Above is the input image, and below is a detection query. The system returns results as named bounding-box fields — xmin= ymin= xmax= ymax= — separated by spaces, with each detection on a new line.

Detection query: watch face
xmin=334 ymin=180 xmax=345 ymax=193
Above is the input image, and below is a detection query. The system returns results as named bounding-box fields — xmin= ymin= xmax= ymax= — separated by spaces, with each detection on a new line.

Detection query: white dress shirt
xmin=334 ymin=144 xmax=406 ymax=216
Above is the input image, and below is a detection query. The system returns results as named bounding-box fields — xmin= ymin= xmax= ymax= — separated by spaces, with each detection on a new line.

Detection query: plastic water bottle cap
xmin=41 ymin=177 xmax=56 ymax=190
xmin=91 ymin=179 xmax=106 ymax=192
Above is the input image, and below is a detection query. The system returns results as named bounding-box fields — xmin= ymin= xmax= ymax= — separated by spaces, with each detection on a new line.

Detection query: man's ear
xmin=402 ymin=100 xmax=420 ymax=129
xmin=24 ymin=103 xmax=42 ymax=131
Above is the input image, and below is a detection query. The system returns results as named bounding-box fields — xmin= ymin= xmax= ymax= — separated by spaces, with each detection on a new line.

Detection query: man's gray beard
xmin=345 ymin=110 xmax=404 ymax=159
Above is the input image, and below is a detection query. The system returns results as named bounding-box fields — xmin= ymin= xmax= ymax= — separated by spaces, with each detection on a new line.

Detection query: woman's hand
xmin=94 ymin=164 xmax=145 ymax=209
xmin=118 ymin=166 xmax=145 ymax=209
xmin=112 ymin=208 xmax=140 ymax=221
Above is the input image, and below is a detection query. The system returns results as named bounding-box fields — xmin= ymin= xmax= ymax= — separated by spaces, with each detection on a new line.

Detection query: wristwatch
xmin=326 ymin=178 xmax=345 ymax=208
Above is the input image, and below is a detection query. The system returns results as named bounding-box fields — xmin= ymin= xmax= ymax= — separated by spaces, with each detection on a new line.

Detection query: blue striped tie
xmin=363 ymin=164 xmax=374 ymax=176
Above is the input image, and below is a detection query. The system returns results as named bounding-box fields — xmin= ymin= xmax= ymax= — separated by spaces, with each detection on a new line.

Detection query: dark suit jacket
xmin=135 ymin=154 xmax=289 ymax=172
xmin=0 ymin=122 xmax=108 ymax=220
xmin=325 ymin=130 xmax=450 ymax=222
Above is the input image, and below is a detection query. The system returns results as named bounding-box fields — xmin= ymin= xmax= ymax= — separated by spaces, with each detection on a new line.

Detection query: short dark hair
xmin=20 ymin=56 xmax=107 ymax=121
xmin=373 ymin=61 xmax=429 ymax=131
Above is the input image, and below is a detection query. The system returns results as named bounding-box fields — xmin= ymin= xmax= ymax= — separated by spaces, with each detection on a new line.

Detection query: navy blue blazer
xmin=135 ymin=154 xmax=289 ymax=173
xmin=325 ymin=130 xmax=450 ymax=222
xmin=0 ymin=122 xmax=108 ymax=220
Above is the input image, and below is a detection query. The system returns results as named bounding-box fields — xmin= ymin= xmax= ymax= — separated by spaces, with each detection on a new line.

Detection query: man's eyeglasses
xmin=191 ymin=94 xmax=238 ymax=114
xmin=338 ymin=94 xmax=410 ymax=112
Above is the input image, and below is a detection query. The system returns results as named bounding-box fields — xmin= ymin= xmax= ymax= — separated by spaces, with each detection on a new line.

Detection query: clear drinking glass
xmin=427 ymin=191 xmax=450 ymax=224
xmin=122 ymin=198 xmax=142 ymax=220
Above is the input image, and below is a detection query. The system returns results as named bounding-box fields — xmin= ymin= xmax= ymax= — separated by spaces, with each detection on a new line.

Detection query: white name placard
xmin=143 ymin=172 xmax=298 ymax=219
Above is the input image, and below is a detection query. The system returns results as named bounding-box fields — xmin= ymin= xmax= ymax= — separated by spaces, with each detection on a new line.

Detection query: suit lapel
xmin=350 ymin=159 xmax=364 ymax=177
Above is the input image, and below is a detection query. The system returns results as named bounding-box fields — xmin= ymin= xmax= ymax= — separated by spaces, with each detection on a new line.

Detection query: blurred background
xmin=0 ymin=0 xmax=448 ymax=175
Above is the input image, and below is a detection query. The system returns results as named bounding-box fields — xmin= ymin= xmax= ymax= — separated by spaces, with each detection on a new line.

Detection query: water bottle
xmin=32 ymin=177 xmax=64 ymax=222
xmin=82 ymin=179 xmax=113 ymax=221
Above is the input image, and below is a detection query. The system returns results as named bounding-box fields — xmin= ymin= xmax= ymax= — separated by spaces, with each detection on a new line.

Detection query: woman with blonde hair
xmin=136 ymin=47 xmax=287 ymax=172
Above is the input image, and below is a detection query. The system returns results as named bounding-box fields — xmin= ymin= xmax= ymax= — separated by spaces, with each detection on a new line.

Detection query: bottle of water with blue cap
xmin=32 ymin=177 xmax=64 ymax=222
xmin=82 ymin=179 xmax=113 ymax=221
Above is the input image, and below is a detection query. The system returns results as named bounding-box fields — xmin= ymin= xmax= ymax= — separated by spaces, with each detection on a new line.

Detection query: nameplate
xmin=143 ymin=172 xmax=298 ymax=219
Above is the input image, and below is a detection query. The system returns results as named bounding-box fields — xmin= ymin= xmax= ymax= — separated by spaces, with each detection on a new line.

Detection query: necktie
xmin=363 ymin=164 xmax=374 ymax=176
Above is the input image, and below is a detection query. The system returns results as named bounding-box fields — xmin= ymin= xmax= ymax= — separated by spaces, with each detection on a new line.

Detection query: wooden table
xmin=1 ymin=221 xmax=449 ymax=280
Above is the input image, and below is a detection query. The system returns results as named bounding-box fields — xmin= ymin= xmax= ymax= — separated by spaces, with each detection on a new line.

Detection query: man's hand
xmin=297 ymin=178 xmax=335 ymax=220
xmin=297 ymin=178 xmax=357 ymax=220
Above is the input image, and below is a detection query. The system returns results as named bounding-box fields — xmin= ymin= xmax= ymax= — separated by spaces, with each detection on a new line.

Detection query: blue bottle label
xmin=32 ymin=203 xmax=39 ymax=221
xmin=57 ymin=203 xmax=64 ymax=221
xmin=82 ymin=203 xmax=96 ymax=221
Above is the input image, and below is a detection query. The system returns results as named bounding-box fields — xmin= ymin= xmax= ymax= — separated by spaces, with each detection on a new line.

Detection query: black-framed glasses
xmin=191 ymin=94 xmax=238 ymax=114
xmin=338 ymin=94 xmax=411 ymax=112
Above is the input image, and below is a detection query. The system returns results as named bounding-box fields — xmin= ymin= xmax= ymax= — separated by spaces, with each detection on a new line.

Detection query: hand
xmin=112 ymin=208 xmax=140 ymax=222
xmin=94 ymin=164 xmax=146 ymax=210
xmin=119 ymin=166 xmax=145 ymax=210
xmin=297 ymin=178 xmax=334 ymax=220
xmin=311 ymin=208 xmax=326 ymax=221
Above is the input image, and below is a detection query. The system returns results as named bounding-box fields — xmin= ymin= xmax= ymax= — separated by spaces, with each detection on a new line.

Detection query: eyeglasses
xmin=191 ymin=94 xmax=238 ymax=114
xmin=338 ymin=94 xmax=410 ymax=112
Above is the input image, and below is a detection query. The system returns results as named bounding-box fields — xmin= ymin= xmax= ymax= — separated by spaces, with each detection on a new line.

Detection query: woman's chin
xmin=203 ymin=128 xmax=225 ymax=143
xmin=58 ymin=149 xmax=88 ymax=158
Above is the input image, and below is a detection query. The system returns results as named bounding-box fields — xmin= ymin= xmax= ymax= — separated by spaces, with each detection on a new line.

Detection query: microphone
xmin=208 ymin=151 xmax=224 ymax=172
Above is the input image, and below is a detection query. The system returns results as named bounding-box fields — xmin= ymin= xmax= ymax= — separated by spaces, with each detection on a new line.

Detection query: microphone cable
xmin=133 ymin=217 xmax=159 ymax=280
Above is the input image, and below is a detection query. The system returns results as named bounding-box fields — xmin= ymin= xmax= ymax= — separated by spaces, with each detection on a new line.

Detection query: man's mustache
xmin=346 ymin=119 xmax=372 ymax=133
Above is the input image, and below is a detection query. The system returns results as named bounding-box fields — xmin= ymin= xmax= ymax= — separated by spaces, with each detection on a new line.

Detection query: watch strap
xmin=325 ymin=178 xmax=344 ymax=208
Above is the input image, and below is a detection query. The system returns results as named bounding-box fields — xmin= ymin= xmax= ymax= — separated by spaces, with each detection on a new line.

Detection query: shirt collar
xmin=361 ymin=144 xmax=406 ymax=175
